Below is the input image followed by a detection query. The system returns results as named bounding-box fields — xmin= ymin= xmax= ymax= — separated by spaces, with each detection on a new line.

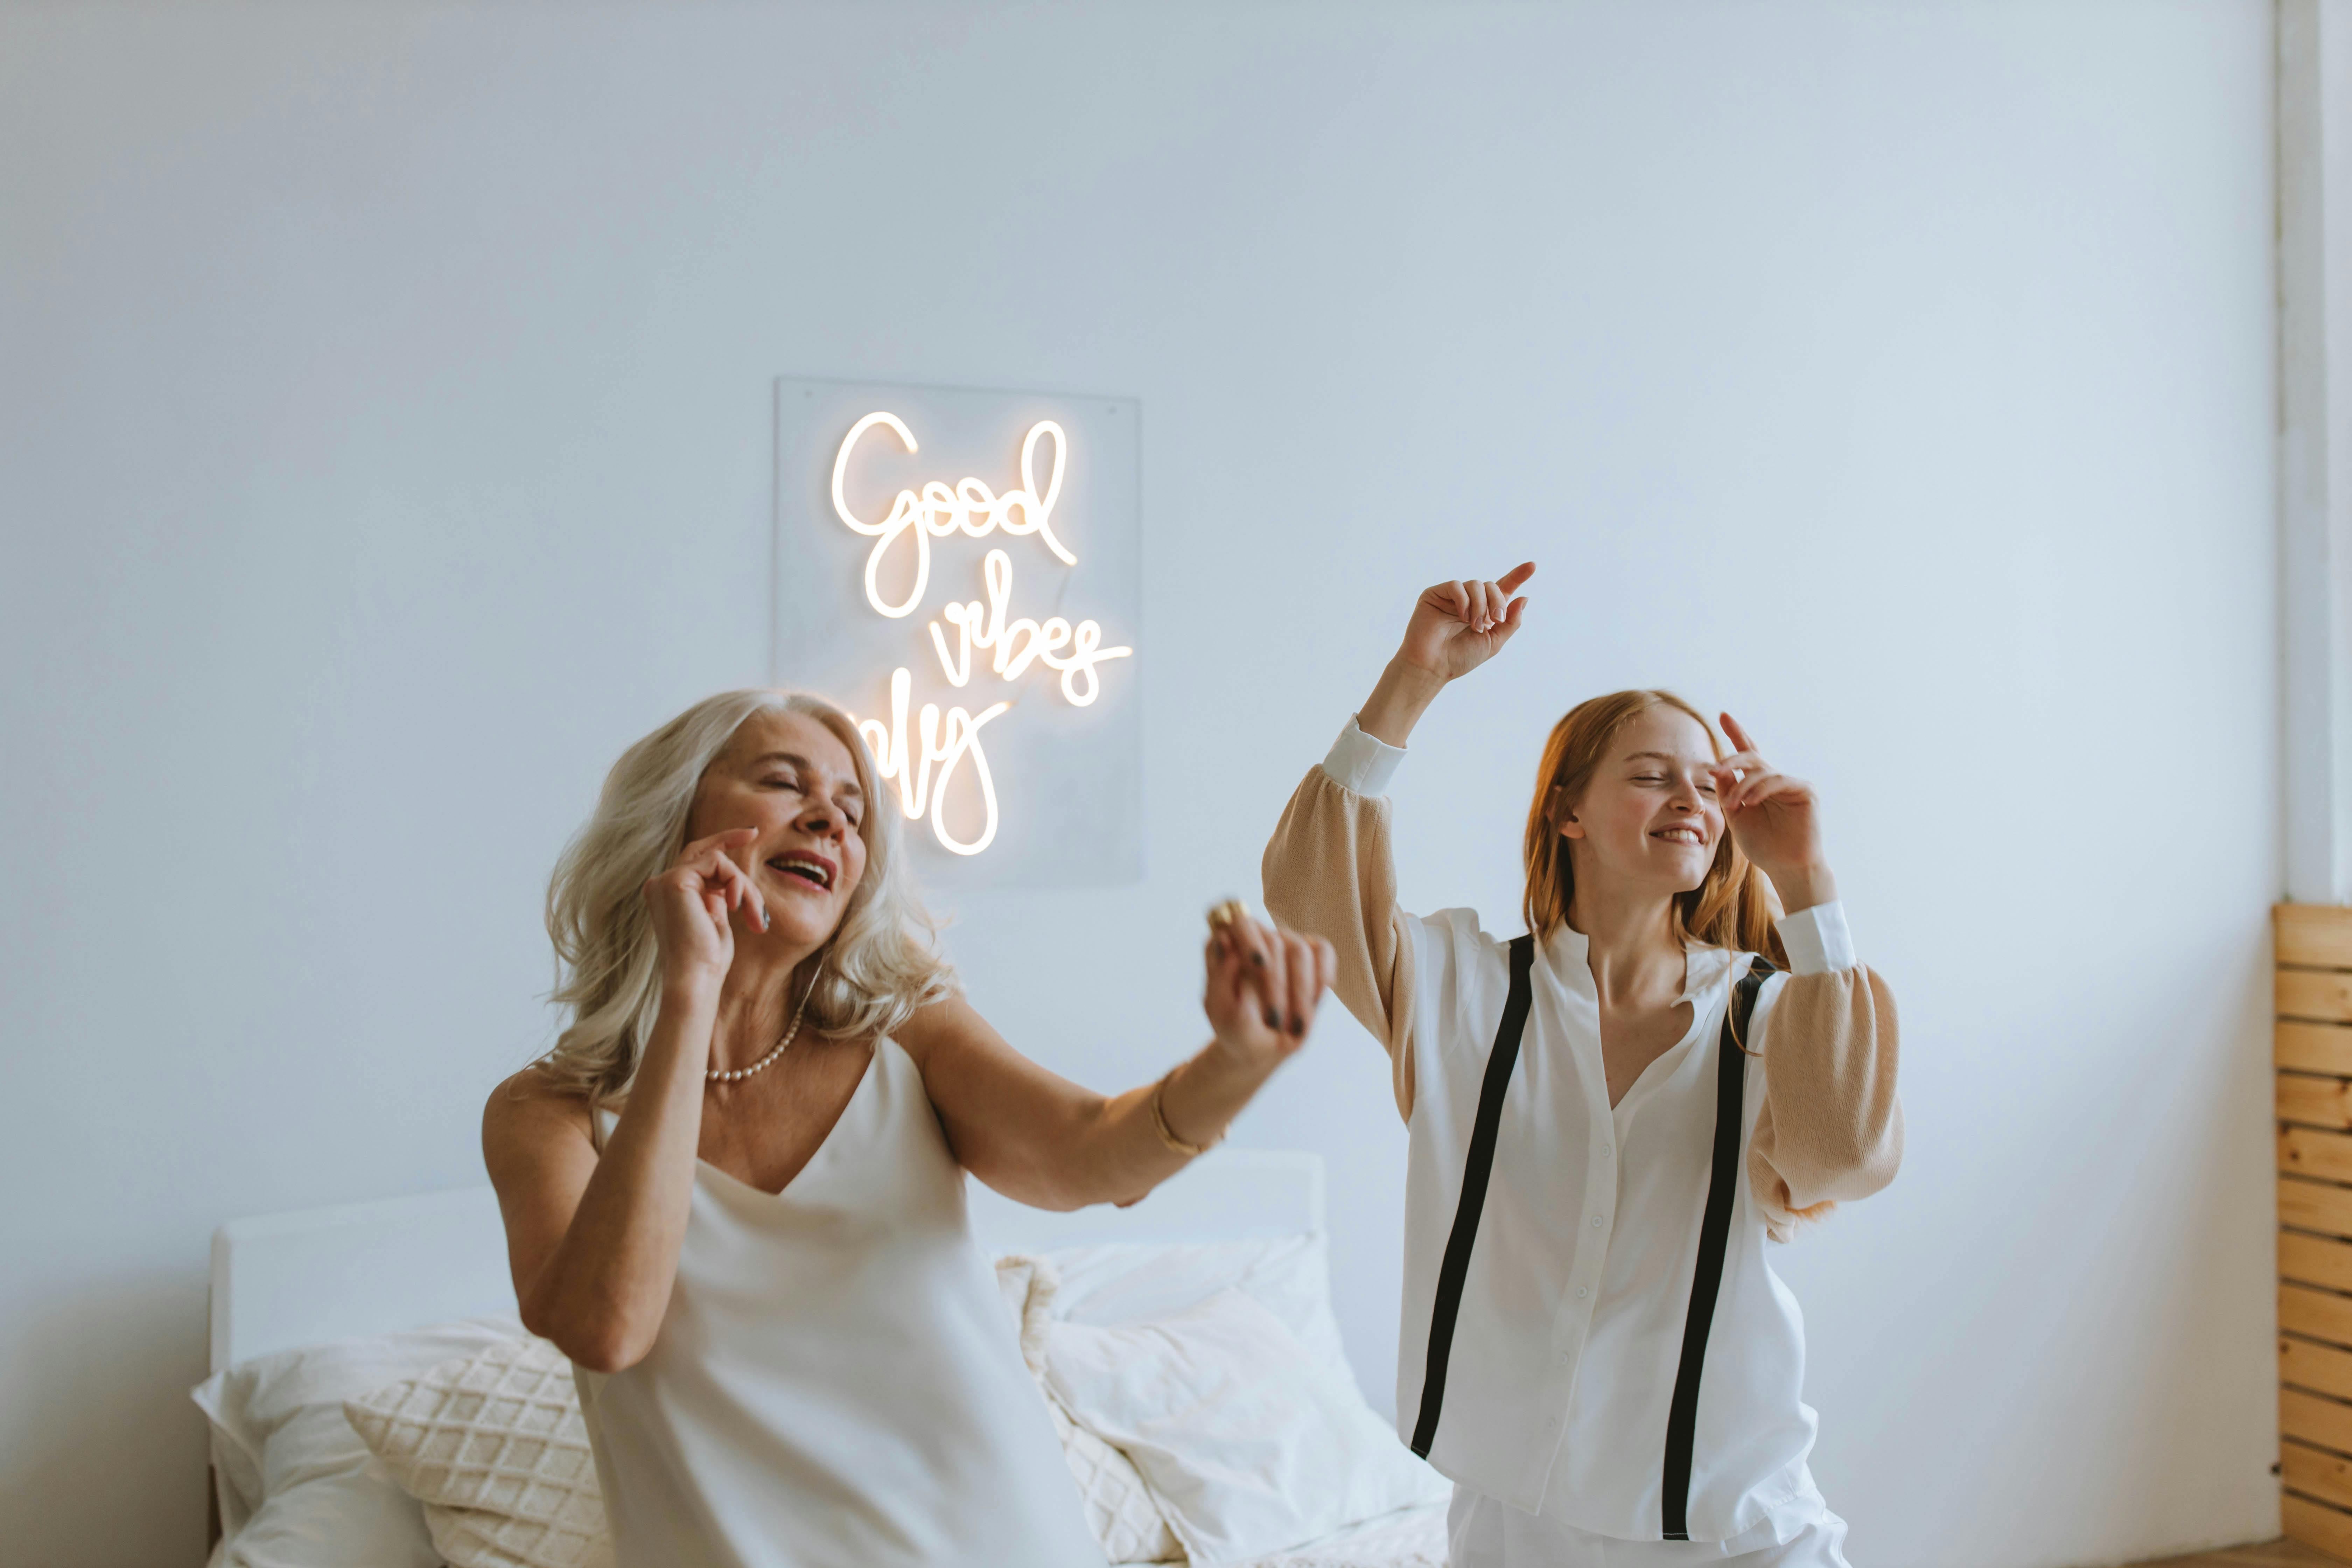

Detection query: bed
xmin=201 ymin=1149 xmax=1451 ymax=1568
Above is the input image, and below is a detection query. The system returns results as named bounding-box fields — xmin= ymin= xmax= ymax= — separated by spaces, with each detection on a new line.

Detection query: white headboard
xmin=209 ymin=1148 xmax=1325 ymax=1373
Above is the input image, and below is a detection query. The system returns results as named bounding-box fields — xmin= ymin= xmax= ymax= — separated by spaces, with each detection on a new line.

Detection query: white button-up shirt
xmin=1322 ymin=721 xmax=1854 ymax=1544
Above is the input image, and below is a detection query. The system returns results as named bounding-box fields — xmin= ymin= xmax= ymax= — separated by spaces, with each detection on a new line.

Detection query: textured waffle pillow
xmin=996 ymin=1254 xmax=1183 ymax=1564
xmin=343 ymin=1337 xmax=611 ymax=1568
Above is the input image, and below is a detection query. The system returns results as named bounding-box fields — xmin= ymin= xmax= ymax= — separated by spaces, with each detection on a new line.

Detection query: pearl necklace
xmin=707 ymin=976 xmax=817 ymax=1085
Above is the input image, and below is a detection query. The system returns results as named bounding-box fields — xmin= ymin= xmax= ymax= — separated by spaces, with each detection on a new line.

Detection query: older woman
xmin=484 ymin=688 xmax=1333 ymax=1568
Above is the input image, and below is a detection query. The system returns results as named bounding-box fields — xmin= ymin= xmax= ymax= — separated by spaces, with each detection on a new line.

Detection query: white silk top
xmin=576 ymin=1039 xmax=1105 ymax=1568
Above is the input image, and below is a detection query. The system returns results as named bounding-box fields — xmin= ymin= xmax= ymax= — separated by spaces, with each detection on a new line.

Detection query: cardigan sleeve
xmin=1260 ymin=721 xmax=1424 ymax=1121
xmin=1748 ymin=903 xmax=1904 ymax=1241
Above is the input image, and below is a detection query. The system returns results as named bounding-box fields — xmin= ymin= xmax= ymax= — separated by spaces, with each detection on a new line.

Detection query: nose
xmin=798 ymin=799 xmax=847 ymax=840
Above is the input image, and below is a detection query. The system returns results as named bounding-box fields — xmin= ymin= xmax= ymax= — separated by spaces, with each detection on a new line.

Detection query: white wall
xmin=0 ymin=4 xmax=2278 ymax=1564
xmin=2280 ymin=0 xmax=2352 ymax=904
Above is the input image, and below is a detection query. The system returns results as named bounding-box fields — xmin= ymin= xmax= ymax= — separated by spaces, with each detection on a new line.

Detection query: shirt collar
xmin=1544 ymin=923 xmax=1734 ymax=1006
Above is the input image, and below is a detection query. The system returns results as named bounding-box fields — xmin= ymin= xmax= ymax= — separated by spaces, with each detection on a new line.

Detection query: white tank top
xmin=576 ymin=1038 xmax=1106 ymax=1568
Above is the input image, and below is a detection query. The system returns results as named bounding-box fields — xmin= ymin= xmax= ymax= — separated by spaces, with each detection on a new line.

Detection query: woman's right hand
xmin=644 ymin=826 xmax=768 ymax=993
xmin=1395 ymin=561 xmax=1536 ymax=682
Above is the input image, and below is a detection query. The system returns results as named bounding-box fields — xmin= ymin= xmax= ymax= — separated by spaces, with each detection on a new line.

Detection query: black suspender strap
xmin=1409 ymin=932 xmax=1536 ymax=1459
xmin=1660 ymin=955 xmax=1777 ymax=1541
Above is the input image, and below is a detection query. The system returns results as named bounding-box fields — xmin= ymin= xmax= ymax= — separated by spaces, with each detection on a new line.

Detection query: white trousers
xmin=1447 ymin=1489 xmax=1854 ymax=1568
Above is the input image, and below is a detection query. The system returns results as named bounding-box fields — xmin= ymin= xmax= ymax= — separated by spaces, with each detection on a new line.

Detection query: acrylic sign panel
xmin=772 ymin=377 xmax=1143 ymax=888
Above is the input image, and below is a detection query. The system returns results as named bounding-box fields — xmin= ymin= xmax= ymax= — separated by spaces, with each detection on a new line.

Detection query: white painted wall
xmin=0 ymin=4 xmax=2278 ymax=1564
xmin=2280 ymin=0 xmax=2352 ymax=904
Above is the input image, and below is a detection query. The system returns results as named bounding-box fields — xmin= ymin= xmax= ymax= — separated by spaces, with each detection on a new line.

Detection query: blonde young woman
xmin=1263 ymin=564 xmax=1900 ymax=1568
xmin=484 ymin=689 xmax=1335 ymax=1568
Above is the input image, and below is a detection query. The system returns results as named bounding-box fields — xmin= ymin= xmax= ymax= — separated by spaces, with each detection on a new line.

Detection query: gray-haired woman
xmin=483 ymin=689 xmax=1332 ymax=1568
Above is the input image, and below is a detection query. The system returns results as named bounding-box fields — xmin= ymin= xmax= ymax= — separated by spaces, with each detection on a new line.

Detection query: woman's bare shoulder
xmin=482 ymin=1065 xmax=596 ymax=1160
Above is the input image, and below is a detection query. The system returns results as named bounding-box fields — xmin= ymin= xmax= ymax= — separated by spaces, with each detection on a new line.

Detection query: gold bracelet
xmin=1150 ymin=1066 xmax=1217 ymax=1158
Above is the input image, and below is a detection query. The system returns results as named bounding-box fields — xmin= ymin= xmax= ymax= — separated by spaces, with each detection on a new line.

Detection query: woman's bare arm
xmin=897 ymin=916 xmax=1333 ymax=1211
xmin=481 ymin=828 xmax=764 ymax=1373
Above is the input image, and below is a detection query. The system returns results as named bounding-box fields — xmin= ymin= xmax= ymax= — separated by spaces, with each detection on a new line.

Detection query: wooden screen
xmin=2279 ymin=903 xmax=2352 ymax=1555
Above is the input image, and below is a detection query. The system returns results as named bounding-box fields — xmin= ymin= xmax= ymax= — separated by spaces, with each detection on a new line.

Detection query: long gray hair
xmin=536 ymin=689 xmax=953 ymax=1114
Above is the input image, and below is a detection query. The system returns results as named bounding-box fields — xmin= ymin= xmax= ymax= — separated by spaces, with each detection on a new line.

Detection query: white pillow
xmin=191 ymin=1316 xmax=529 ymax=1568
xmin=1045 ymin=1234 xmax=1360 ymax=1394
xmin=344 ymin=1336 xmax=611 ymax=1568
xmin=1042 ymin=1288 xmax=1448 ymax=1568
xmin=995 ymin=1255 xmax=1183 ymax=1564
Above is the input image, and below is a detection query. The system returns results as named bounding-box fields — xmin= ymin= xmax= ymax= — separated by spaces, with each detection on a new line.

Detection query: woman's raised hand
xmin=1710 ymin=715 xmax=1837 ymax=912
xmin=1396 ymin=561 xmax=1535 ymax=683
xmin=644 ymin=827 xmax=770 ymax=992
xmin=1203 ymin=912 xmax=1336 ymax=1069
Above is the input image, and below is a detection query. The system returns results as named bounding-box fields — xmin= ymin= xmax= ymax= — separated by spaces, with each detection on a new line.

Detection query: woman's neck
xmin=709 ymin=942 xmax=819 ymax=1071
xmin=1564 ymin=876 xmax=1685 ymax=1007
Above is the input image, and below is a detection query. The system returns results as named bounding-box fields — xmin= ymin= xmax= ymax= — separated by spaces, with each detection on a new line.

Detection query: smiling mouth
xmin=1651 ymin=827 xmax=1705 ymax=847
xmin=767 ymin=853 xmax=835 ymax=890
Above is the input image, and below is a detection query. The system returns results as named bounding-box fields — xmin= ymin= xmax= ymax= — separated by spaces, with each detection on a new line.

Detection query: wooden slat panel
xmin=2289 ymin=1441 xmax=2352 ymax=1512
xmin=2286 ymin=1334 xmax=2352 ymax=1399
xmin=2286 ymin=1074 xmax=2352 ymax=1130
xmin=2284 ymin=1022 xmax=2352 ymax=1076
xmin=2286 ymin=1234 xmax=2352 ymax=1294
xmin=2286 ymin=1282 xmax=2352 ymax=1345
xmin=2286 ymin=969 xmax=2352 ymax=1025
xmin=2286 ymin=1489 xmax=2352 ymax=1558
xmin=2282 ymin=904 xmax=2352 ymax=971
xmin=2285 ymin=1127 xmax=2352 ymax=1183
xmin=2287 ymin=1181 xmax=2352 ymax=1240
xmin=2286 ymin=1387 xmax=2352 ymax=1456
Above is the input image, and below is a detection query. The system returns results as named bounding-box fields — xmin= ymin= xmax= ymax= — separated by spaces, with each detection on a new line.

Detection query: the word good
xmin=832 ymin=411 xmax=1076 ymax=618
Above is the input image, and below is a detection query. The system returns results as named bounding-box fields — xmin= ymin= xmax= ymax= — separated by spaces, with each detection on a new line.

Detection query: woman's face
xmin=1560 ymin=706 xmax=1723 ymax=898
xmin=685 ymin=709 xmax=870 ymax=950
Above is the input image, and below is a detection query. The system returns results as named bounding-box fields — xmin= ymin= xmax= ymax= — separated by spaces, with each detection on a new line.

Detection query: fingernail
xmin=1263 ymin=1008 xmax=1280 ymax=1029
xmin=1250 ymin=951 xmax=1266 ymax=967
xmin=758 ymin=906 xmax=770 ymax=931
xmin=1288 ymin=1014 xmax=1304 ymax=1034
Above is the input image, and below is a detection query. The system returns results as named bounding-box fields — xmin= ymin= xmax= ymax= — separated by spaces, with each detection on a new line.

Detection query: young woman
xmin=484 ymin=688 xmax=1334 ymax=1568
xmin=1263 ymin=564 xmax=1900 ymax=1567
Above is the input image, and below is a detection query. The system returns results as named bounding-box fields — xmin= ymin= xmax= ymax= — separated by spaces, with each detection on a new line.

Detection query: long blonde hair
xmin=536 ymin=689 xmax=953 ymax=1113
xmin=1521 ymin=689 xmax=1788 ymax=967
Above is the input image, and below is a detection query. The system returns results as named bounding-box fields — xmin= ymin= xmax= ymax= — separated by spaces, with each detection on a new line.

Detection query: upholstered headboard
xmin=209 ymin=1147 xmax=1327 ymax=1373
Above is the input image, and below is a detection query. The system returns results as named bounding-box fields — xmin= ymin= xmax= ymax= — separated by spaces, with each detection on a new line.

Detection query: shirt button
xmin=1576 ymin=1287 xmax=1589 ymax=1299
xmin=1590 ymin=1216 xmax=1604 ymax=1228
xmin=1601 ymin=1144 xmax=1613 ymax=1156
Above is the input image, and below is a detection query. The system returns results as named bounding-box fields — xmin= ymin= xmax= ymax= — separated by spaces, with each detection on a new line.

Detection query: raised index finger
xmin=1720 ymin=713 xmax=1758 ymax=755
xmin=1497 ymin=560 xmax=1537 ymax=594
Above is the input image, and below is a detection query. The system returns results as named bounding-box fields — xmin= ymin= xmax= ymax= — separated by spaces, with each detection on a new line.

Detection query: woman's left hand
xmin=1204 ymin=912 xmax=1335 ymax=1071
xmin=1712 ymin=714 xmax=1836 ymax=910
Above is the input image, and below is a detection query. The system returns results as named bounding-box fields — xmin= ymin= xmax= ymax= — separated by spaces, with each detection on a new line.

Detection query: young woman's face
xmin=1560 ymin=706 xmax=1722 ymax=897
xmin=684 ymin=709 xmax=870 ymax=949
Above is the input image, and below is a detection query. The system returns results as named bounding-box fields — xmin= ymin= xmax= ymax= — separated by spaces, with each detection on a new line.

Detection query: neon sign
xmin=833 ymin=412 xmax=1134 ymax=856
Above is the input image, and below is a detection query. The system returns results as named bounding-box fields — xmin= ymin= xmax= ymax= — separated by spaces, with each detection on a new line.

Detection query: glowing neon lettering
xmin=832 ymin=412 xmax=1077 ymax=619
xmin=925 ymin=550 xmax=1134 ymax=706
xmin=832 ymin=407 xmax=1132 ymax=856
xmin=855 ymin=666 xmax=1011 ymax=856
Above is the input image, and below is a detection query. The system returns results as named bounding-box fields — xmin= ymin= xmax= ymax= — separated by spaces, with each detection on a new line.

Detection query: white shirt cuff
xmin=1774 ymin=901 xmax=1856 ymax=976
xmin=1320 ymin=716 xmax=1406 ymax=797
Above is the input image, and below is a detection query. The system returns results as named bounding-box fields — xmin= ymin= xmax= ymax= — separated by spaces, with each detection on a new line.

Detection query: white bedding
xmin=1242 ymin=1503 xmax=1449 ymax=1568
